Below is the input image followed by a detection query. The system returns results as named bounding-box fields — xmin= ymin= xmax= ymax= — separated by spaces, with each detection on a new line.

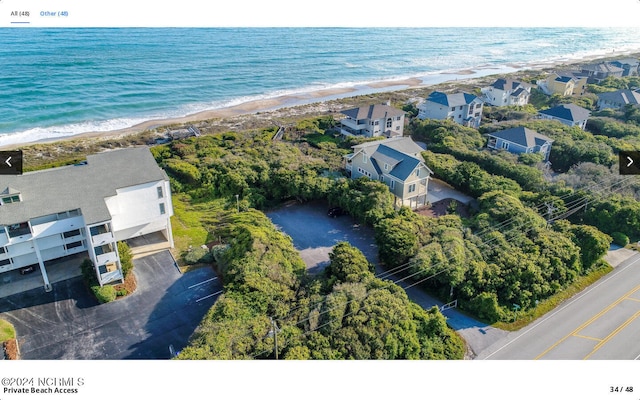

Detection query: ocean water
xmin=2 ymin=27 xmax=640 ymax=146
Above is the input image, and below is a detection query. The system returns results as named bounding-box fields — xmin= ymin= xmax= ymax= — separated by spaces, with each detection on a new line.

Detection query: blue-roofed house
xmin=610 ymin=58 xmax=640 ymax=77
xmin=344 ymin=137 xmax=433 ymax=209
xmin=539 ymin=71 xmax=589 ymax=96
xmin=538 ymin=103 xmax=591 ymax=130
xmin=481 ymin=78 xmax=532 ymax=106
xmin=486 ymin=127 xmax=553 ymax=161
xmin=417 ymin=91 xmax=484 ymax=128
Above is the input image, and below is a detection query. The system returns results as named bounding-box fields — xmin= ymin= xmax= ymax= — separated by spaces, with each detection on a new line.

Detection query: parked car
xmin=327 ymin=207 xmax=345 ymax=218
xmin=19 ymin=265 xmax=36 ymax=275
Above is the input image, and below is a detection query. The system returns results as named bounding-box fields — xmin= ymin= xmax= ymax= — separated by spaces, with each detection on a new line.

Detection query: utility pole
xmin=544 ymin=202 xmax=557 ymax=227
xmin=269 ymin=317 xmax=279 ymax=360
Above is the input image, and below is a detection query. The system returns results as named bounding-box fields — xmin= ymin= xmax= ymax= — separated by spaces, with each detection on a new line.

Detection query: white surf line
xmin=195 ymin=290 xmax=223 ymax=303
xmin=188 ymin=277 xmax=217 ymax=289
xmin=481 ymin=254 xmax=640 ymax=360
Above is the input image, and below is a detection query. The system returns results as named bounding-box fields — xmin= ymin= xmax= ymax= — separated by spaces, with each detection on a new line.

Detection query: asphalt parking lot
xmin=0 ymin=250 xmax=221 ymax=359
xmin=267 ymin=200 xmax=379 ymax=273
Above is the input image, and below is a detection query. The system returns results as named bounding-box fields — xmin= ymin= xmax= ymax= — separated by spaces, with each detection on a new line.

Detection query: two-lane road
xmin=479 ymin=252 xmax=640 ymax=360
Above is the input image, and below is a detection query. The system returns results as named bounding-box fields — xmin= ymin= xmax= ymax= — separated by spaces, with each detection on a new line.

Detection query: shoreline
xmin=3 ymin=47 xmax=640 ymax=151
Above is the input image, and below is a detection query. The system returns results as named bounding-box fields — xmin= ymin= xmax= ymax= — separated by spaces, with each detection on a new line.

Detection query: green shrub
xmin=116 ymin=288 xmax=128 ymax=297
xmin=184 ymin=246 xmax=213 ymax=265
xmin=92 ymin=285 xmax=117 ymax=303
xmin=611 ymin=232 xmax=630 ymax=247
xmin=117 ymin=242 xmax=134 ymax=278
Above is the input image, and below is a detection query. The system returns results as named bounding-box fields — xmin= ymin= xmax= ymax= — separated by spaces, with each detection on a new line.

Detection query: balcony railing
xmin=91 ymin=231 xmax=115 ymax=246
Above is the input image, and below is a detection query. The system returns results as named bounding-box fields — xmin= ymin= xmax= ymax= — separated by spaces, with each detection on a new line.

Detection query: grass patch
xmin=170 ymin=194 xmax=235 ymax=268
xmin=494 ymin=263 xmax=614 ymax=331
xmin=0 ymin=319 xmax=16 ymax=342
xmin=304 ymin=132 xmax=340 ymax=147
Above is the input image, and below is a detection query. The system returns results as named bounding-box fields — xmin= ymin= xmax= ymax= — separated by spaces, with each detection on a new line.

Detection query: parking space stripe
xmin=195 ymin=290 xmax=223 ymax=303
xmin=188 ymin=277 xmax=217 ymax=289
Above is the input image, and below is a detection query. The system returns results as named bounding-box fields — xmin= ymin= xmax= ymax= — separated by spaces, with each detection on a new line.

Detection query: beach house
xmin=610 ymin=58 xmax=640 ymax=77
xmin=539 ymin=72 xmax=589 ymax=97
xmin=486 ymin=127 xmax=553 ymax=161
xmin=417 ymin=91 xmax=484 ymax=128
xmin=0 ymin=147 xmax=174 ymax=292
xmin=580 ymin=62 xmax=624 ymax=84
xmin=338 ymin=104 xmax=406 ymax=138
xmin=344 ymin=137 xmax=432 ymax=209
xmin=538 ymin=103 xmax=591 ymax=130
xmin=596 ymin=89 xmax=640 ymax=110
xmin=481 ymin=78 xmax=532 ymax=107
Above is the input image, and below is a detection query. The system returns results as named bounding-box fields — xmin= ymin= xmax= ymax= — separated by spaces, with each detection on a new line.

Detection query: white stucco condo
xmin=0 ymin=147 xmax=174 ymax=292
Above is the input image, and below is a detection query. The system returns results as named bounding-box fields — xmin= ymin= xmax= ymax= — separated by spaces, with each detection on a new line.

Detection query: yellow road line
xmin=583 ymin=310 xmax=640 ymax=360
xmin=626 ymin=297 xmax=640 ymax=303
xmin=535 ymin=283 xmax=640 ymax=360
xmin=572 ymin=334 xmax=602 ymax=342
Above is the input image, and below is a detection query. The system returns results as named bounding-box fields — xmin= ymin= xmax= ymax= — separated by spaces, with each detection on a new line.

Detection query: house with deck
xmin=538 ymin=103 xmax=591 ymax=130
xmin=0 ymin=147 xmax=174 ymax=292
xmin=339 ymin=104 xmax=405 ymax=138
xmin=486 ymin=127 xmax=553 ymax=161
xmin=344 ymin=137 xmax=432 ymax=209
xmin=481 ymin=78 xmax=532 ymax=107
xmin=417 ymin=91 xmax=484 ymax=128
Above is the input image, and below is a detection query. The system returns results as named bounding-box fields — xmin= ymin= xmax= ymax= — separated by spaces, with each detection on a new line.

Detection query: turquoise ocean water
xmin=2 ymin=27 xmax=640 ymax=146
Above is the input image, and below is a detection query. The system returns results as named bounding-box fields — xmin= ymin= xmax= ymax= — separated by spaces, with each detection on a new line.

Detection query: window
xmin=396 ymin=116 xmax=401 ymax=121
xmin=65 ymin=241 xmax=83 ymax=250
xmin=501 ymin=142 xmax=509 ymax=150
xmin=408 ymin=184 xmax=416 ymax=193
xmin=8 ymin=222 xmax=30 ymax=238
xmin=374 ymin=121 xmax=379 ymax=126
xmin=159 ymin=203 xmax=166 ymax=215
xmin=384 ymin=163 xmax=389 ymax=171
xmin=0 ymin=247 xmax=5 ymax=254
xmin=390 ymin=180 xmax=395 ymax=190
xmin=363 ymin=154 xmax=367 ymax=164
xmin=157 ymin=186 xmax=164 ymax=199
xmin=1 ymin=195 xmax=20 ymax=204
xmin=459 ymin=106 xmax=463 ymax=110
xmin=476 ymin=103 xmax=482 ymax=109
xmin=416 ymin=169 xmax=420 ymax=177
xmin=0 ymin=259 xmax=10 ymax=267
xmin=475 ymin=112 xmax=480 ymax=117
xmin=450 ymin=107 xmax=455 ymax=112
xmin=63 ymin=229 xmax=81 ymax=239
xmin=386 ymin=118 xmax=392 ymax=128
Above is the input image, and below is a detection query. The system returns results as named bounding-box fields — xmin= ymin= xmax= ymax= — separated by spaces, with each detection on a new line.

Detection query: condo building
xmin=0 ymin=147 xmax=174 ymax=292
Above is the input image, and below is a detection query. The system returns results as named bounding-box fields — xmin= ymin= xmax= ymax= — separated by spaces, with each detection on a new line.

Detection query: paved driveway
xmin=267 ymin=200 xmax=379 ymax=273
xmin=0 ymin=251 xmax=221 ymax=359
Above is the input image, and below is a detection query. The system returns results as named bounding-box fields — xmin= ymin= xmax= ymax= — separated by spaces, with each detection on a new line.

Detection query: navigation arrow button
xmin=0 ymin=150 xmax=22 ymax=175
xmin=627 ymin=156 xmax=634 ymax=168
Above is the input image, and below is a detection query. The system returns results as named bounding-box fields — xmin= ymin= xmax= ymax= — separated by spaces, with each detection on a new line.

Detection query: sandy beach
xmin=4 ymin=47 xmax=640 ymax=152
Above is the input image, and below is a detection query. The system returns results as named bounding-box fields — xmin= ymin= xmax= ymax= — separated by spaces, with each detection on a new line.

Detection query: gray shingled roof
xmin=426 ymin=91 xmax=479 ymax=107
xmin=0 ymin=147 xmax=169 ymax=226
xmin=351 ymin=137 xmax=431 ymax=181
xmin=597 ymin=89 xmax=640 ymax=106
xmin=539 ymin=103 xmax=591 ymax=122
xmin=351 ymin=136 xmax=425 ymax=159
xmin=341 ymin=104 xmax=405 ymax=120
xmin=487 ymin=127 xmax=553 ymax=148
xmin=582 ymin=62 xmax=624 ymax=74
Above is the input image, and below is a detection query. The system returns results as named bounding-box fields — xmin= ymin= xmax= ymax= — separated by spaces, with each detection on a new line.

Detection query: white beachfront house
xmin=0 ymin=147 xmax=174 ymax=291
xmin=481 ymin=78 xmax=532 ymax=107
xmin=417 ymin=91 xmax=484 ymax=128
xmin=339 ymin=104 xmax=406 ymax=138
